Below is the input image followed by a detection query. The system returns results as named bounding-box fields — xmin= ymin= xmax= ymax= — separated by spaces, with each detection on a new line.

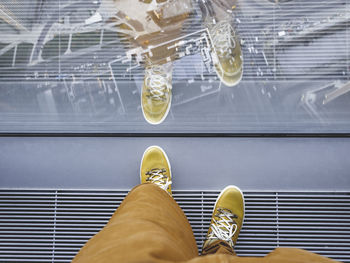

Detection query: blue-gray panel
xmin=0 ymin=137 xmax=349 ymax=191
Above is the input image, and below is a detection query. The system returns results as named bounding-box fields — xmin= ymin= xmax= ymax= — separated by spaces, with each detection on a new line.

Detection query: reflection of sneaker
xmin=140 ymin=145 xmax=172 ymax=195
xmin=209 ymin=21 xmax=243 ymax=87
xmin=141 ymin=62 xmax=172 ymax=125
xmin=202 ymin=185 xmax=245 ymax=254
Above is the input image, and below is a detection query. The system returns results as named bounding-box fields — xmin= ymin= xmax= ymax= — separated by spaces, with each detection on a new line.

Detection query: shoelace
xmin=210 ymin=21 xmax=236 ymax=59
xmin=145 ymin=65 xmax=171 ymax=101
xmin=208 ymin=208 xmax=238 ymax=247
xmin=146 ymin=168 xmax=172 ymax=191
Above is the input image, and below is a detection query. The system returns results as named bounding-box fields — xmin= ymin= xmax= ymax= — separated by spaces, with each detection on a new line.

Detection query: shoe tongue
xmin=216 ymin=208 xmax=236 ymax=226
xmin=220 ymin=219 xmax=230 ymax=227
xmin=153 ymin=174 xmax=164 ymax=180
xmin=150 ymin=168 xmax=166 ymax=176
xmin=203 ymin=238 xmax=217 ymax=248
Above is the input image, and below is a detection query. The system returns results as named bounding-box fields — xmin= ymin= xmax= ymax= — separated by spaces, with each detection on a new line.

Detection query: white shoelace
xmin=211 ymin=21 xmax=236 ymax=59
xmin=208 ymin=208 xmax=238 ymax=247
xmin=146 ymin=168 xmax=172 ymax=191
xmin=145 ymin=65 xmax=171 ymax=101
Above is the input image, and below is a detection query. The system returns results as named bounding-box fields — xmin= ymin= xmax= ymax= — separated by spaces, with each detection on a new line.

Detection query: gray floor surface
xmin=1 ymin=137 xmax=349 ymax=191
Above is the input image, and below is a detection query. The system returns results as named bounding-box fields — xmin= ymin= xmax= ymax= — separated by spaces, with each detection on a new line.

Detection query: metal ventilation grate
xmin=0 ymin=190 xmax=349 ymax=262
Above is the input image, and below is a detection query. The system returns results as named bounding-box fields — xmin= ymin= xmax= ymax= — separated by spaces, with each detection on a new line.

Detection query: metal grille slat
xmin=0 ymin=190 xmax=349 ymax=262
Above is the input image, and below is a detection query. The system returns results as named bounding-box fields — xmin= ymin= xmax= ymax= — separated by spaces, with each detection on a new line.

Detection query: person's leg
xmin=111 ymin=0 xmax=192 ymax=124
xmin=72 ymin=183 xmax=198 ymax=263
xmin=72 ymin=144 xmax=341 ymax=263
xmin=196 ymin=185 xmax=340 ymax=263
xmin=72 ymin=146 xmax=197 ymax=263
xmin=202 ymin=0 xmax=243 ymax=87
xmin=187 ymin=247 xmax=339 ymax=263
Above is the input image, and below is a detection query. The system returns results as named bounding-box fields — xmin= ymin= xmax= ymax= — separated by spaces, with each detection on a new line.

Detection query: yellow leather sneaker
xmin=140 ymin=145 xmax=172 ymax=195
xmin=202 ymin=185 xmax=245 ymax=254
xmin=209 ymin=20 xmax=243 ymax=87
xmin=141 ymin=62 xmax=172 ymax=125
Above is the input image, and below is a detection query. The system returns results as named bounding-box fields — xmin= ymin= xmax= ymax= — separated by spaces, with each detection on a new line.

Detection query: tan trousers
xmin=72 ymin=184 xmax=339 ymax=263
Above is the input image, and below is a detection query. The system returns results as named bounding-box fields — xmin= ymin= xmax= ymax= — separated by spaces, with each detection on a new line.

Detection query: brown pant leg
xmin=72 ymin=183 xmax=198 ymax=263
xmin=72 ymin=183 xmax=340 ymax=263
xmin=190 ymin=247 xmax=339 ymax=263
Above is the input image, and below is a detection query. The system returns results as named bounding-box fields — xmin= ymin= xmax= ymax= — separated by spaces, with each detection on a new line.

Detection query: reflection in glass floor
xmin=0 ymin=0 xmax=349 ymax=133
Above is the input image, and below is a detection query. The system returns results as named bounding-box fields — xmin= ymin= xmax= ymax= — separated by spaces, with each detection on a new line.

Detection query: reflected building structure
xmin=0 ymin=0 xmax=44 ymax=31
xmin=0 ymin=0 xmax=349 ymax=132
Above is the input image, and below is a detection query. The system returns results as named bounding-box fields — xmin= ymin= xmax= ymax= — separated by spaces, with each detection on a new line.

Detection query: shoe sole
xmin=140 ymin=145 xmax=172 ymax=192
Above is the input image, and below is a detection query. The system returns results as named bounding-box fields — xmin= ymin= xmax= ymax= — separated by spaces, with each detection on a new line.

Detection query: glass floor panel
xmin=0 ymin=0 xmax=349 ymax=133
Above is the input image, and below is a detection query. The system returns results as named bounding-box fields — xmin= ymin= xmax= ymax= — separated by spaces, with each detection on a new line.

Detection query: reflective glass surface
xmin=0 ymin=0 xmax=349 ymax=133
